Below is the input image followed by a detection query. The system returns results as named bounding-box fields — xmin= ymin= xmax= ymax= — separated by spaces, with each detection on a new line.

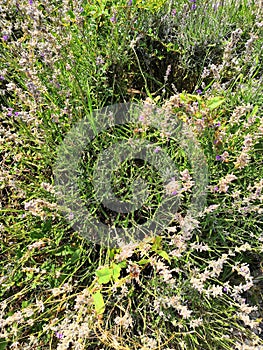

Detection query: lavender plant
xmin=0 ymin=0 xmax=262 ymax=349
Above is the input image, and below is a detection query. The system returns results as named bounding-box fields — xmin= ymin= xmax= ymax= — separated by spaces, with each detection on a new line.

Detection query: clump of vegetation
xmin=0 ymin=0 xmax=262 ymax=349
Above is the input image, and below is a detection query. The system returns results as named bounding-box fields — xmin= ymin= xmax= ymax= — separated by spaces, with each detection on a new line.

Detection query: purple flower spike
xmin=110 ymin=12 xmax=117 ymax=23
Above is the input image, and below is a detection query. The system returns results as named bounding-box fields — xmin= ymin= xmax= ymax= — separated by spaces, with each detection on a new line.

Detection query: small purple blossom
xmin=216 ymin=155 xmax=222 ymax=161
xmin=127 ymin=0 xmax=132 ymax=5
xmin=214 ymin=186 xmax=219 ymax=192
xmin=0 ymin=75 xmax=5 ymax=81
xmin=14 ymin=112 xmax=19 ymax=116
xmin=171 ymin=9 xmax=176 ymax=16
xmin=213 ymin=3 xmax=220 ymax=11
xmin=172 ymin=190 xmax=178 ymax=195
xmin=96 ymin=56 xmax=105 ymax=65
xmin=2 ymin=35 xmax=9 ymax=41
xmin=55 ymin=332 xmax=64 ymax=339
xmin=110 ymin=12 xmax=117 ymax=23
xmin=154 ymin=146 xmax=161 ymax=153
xmin=29 ymin=0 xmax=33 ymax=5
xmin=7 ymin=108 xmax=13 ymax=117
xmin=139 ymin=115 xmax=145 ymax=122
xmin=223 ymin=287 xmax=228 ymax=293
xmin=191 ymin=4 xmax=197 ymax=10
xmin=196 ymin=89 xmax=202 ymax=94
xmin=68 ymin=212 xmax=74 ymax=220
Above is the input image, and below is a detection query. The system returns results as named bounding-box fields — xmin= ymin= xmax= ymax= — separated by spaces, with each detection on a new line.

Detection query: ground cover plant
xmin=0 ymin=0 xmax=262 ymax=349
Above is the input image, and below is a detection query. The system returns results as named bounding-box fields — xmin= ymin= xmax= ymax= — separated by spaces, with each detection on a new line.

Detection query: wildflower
xmin=171 ymin=9 xmax=176 ymax=16
xmin=7 ymin=108 xmax=13 ymax=116
xmin=55 ymin=331 xmax=64 ymax=339
xmin=195 ymin=89 xmax=202 ymax=94
xmin=164 ymin=64 xmax=171 ymax=83
xmin=127 ymin=0 xmax=132 ymax=5
xmin=218 ymin=173 xmax=237 ymax=193
xmin=178 ymin=305 xmax=192 ymax=319
xmin=0 ymin=75 xmax=4 ymax=81
xmin=191 ymin=4 xmax=197 ymax=10
xmin=114 ymin=312 xmax=133 ymax=329
xmin=96 ymin=56 xmax=104 ymax=65
xmin=110 ymin=12 xmax=117 ymax=23
xmin=2 ymin=35 xmax=9 ymax=41
xmin=216 ymin=155 xmax=222 ymax=161
xmin=154 ymin=146 xmax=161 ymax=153
xmin=189 ymin=317 xmax=203 ymax=328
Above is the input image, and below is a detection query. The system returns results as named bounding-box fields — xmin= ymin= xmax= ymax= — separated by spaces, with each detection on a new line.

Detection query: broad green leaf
xmin=112 ymin=262 xmax=127 ymax=281
xmin=151 ymin=236 xmax=162 ymax=251
xmin=207 ymin=97 xmax=225 ymax=110
xmin=156 ymin=250 xmax=171 ymax=264
xmin=112 ymin=263 xmax=122 ymax=281
xmin=96 ymin=267 xmax=113 ymax=284
xmin=93 ymin=291 xmax=105 ymax=315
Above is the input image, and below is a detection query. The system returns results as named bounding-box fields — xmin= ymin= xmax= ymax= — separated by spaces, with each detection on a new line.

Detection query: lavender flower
xmin=55 ymin=332 xmax=63 ymax=339
xmin=196 ymin=89 xmax=202 ymax=94
xmin=2 ymin=35 xmax=9 ymax=41
xmin=96 ymin=56 xmax=105 ymax=65
xmin=171 ymin=9 xmax=176 ymax=16
xmin=216 ymin=155 xmax=222 ymax=161
xmin=154 ymin=146 xmax=161 ymax=153
xmin=110 ymin=12 xmax=117 ymax=23
xmin=0 ymin=75 xmax=5 ymax=81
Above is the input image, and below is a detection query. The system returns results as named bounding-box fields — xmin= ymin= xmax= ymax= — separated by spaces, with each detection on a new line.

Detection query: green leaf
xmin=112 ymin=263 xmax=122 ymax=281
xmin=207 ymin=97 xmax=225 ymax=110
xmin=93 ymin=291 xmax=105 ymax=315
xmin=251 ymin=105 xmax=258 ymax=116
xmin=96 ymin=267 xmax=113 ymax=284
xmin=0 ymin=340 xmax=7 ymax=350
xmin=156 ymin=250 xmax=171 ymax=264
xmin=138 ymin=258 xmax=150 ymax=266
xmin=151 ymin=236 xmax=162 ymax=251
